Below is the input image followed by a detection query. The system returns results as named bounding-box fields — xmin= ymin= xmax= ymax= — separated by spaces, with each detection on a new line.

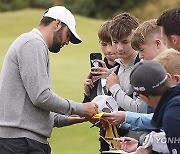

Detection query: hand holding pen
xmin=116 ymin=137 xmax=139 ymax=153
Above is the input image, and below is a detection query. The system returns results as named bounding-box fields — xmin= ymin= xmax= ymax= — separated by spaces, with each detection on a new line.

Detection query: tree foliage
xmin=0 ymin=0 xmax=147 ymax=18
xmin=0 ymin=0 xmax=179 ymax=20
xmin=64 ymin=0 xmax=147 ymax=19
xmin=0 ymin=0 xmax=53 ymax=12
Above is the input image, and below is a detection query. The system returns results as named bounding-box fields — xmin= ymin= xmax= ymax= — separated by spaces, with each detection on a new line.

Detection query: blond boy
xmin=154 ymin=48 xmax=180 ymax=84
xmin=131 ymin=19 xmax=167 ymax=60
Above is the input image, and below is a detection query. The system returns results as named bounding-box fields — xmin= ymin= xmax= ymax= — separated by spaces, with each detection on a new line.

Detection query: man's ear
xmin=54 ymin=19 xmax=62 ymax=31
xmin=171 ymin=35 xmax=179 ymax=45
xmin=139 ymin=94 xmax=149 ymax=103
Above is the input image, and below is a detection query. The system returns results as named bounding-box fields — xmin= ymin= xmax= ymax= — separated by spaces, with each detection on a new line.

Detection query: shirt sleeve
xmin=121 ymin=112 xmax=158 ymax=131
xmin=109 ymin=84 xmax=147 ymax=113
xmin=52 ymin=112 xmax=70 ymax=127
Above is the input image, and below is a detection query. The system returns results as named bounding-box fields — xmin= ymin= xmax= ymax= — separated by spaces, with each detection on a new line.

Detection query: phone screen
xmin=90 ymin=53 xmax=102 ymax=68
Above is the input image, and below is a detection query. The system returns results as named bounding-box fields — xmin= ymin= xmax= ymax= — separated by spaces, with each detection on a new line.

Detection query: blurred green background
xmin=0 ymin=1 xmax=179 ymax=153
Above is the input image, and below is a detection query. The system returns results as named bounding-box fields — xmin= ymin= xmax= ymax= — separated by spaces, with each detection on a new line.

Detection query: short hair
xmin=39 ymin=16 xmax=66 ymax=29
xmin=157 ymin=8 xmax=180 ymax=37
xmin=131 ymin=19 xmax=162 ymax=51
xmin=154 ymin=48 xmax=180 ymax=76
xmin=109 ymin=13 xmax=139 ymax=40
xmin=39 ymin=17 xmax=56 ymax=26
xmin=98 ymin=21 xmax=111 ymax=43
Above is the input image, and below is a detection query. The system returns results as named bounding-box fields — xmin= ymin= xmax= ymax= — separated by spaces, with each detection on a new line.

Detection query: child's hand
xmin=117 ymin=137 xmax=138 ymax=152
xmin=84 ymin=73 xmax=94 ymax=96
xmin=103 ymin=111 xmax=126 ymax=126
xmin=106 ymin=72 xmax=119 ymax=89
xmin=91 ymin=60 xmax=109 ymax=79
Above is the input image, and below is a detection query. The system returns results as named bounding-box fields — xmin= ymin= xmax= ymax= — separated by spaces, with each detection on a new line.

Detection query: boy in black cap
xmin=130 ymin=60 xmax=180 ymax=153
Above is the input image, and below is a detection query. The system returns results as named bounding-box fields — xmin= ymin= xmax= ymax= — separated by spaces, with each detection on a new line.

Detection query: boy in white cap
xmin=0 ymin=6 xmax=98 ymax=153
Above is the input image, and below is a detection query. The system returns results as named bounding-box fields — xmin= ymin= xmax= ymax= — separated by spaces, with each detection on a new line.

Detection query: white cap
xmin=92 ymin=95 xmax=118 ymax=113
xmin=43 ymin=6 xmax=82 ymax=44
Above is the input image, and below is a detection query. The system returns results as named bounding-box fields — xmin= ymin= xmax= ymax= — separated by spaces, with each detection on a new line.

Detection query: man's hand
xmin=83 ymin=102 xmax=98 ymax=119
xmin=103 ymin=111 xmax=126 ymax=126
xmin=67 ymin=115 xmax=88 ymax=125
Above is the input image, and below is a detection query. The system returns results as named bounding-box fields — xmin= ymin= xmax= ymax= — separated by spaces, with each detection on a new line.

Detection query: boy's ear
xmin=167 ymin=73 xmax=172 ymax=81
xmin=139 ymin=94 xmax=149 ymax=103
xmin=174 ymin=74 xmax=180 ymax=83
xmin=168 ymin=72 xmax=180 ymax=84
xmin=155 ymin=39 xmax=161 ymax=48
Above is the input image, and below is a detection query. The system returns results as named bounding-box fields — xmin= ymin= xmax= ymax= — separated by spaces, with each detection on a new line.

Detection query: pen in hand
xmin=90 ymin=120 xmax=101 ymax=128
xmin=104 ymin=137 xmax=131 ymax=142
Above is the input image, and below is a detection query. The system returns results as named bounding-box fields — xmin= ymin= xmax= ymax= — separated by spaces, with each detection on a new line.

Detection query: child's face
xmin=112 ymin=35 xmax=136 ymax=60
xmin=139 ymin=94 xmax=160 ymax=107
xmin=100 ymin=41 xmax=117 ymax=62
xmin=138 ymin=41 xmax=161 ymax=60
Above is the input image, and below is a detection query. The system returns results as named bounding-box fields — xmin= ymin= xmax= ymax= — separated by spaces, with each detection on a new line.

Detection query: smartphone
xmin=90 ymin=52 xmax=102 ymax=68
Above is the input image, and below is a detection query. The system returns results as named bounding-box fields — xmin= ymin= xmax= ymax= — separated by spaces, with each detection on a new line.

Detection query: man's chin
xmin=49 ymin=47 xmax=61 ymax=53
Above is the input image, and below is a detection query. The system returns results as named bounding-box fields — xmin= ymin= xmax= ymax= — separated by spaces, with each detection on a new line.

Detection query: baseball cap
xmin=130 ymin=60 xmax=168 ymax=93
xmin=43 ymin=6 xmax=82 ymax=44
xmin=92 ymin=95 xmax=118 ymax=113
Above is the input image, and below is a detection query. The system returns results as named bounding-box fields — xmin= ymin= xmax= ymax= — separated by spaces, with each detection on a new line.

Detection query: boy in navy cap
xmin=130 ymin=60 xmax=180 ymax=153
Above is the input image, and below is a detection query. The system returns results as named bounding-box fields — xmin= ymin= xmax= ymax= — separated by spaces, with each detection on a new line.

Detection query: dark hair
xmin=157 ymin=8 xmax=180 ymax=37
xmin=98 ymin=21 xmax=111 ymax=43
xmin=39 ymin=17 xmax=67 ymax=30
xmin=39 ymin=17 xmax=56 ymax=26
xmin=109 ymin=12 xmax=139 ymax=40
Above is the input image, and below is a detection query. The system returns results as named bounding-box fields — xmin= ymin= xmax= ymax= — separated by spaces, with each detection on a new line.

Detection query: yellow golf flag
xmin=92 ymin=113 xmax=120 ymax=150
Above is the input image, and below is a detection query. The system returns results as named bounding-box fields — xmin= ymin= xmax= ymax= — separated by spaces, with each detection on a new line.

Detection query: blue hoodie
xmin=151 ymin=83 xmax=180 ymax=154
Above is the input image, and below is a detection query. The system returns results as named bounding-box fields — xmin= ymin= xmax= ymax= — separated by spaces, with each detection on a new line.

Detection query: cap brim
xmin=69 ymin=29 xmax=82 ymax=44
xmin=70 ymin=33 xmax=82 ymax=44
